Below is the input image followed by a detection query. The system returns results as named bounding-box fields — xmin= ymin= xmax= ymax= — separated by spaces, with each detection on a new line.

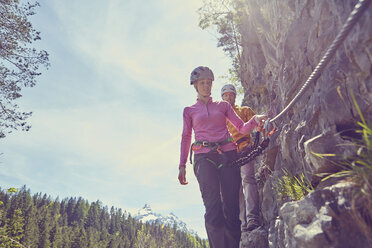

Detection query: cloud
xmin=2 ymin=100 xmax=204 ymax=216
xmin=3 ymin=92 xmax=208 ymax=237
xmin=5 ymin=99 xmax=185 ymax=184
xmin=1 ymin=0 xmax=239 ymax=239
xmin=48 ymin=0 xmax=231 ymax=97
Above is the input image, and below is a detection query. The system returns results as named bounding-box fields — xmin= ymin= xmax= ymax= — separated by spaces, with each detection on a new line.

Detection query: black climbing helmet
xmin=190 ymin=66 xmax=214 ymax=85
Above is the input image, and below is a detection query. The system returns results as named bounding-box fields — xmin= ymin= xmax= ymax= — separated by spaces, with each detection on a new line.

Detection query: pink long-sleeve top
xmin=179 ymin=98 xmax=257 ymax=167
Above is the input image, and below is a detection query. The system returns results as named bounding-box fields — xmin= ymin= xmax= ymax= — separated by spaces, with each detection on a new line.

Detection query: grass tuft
xmin=315 ymin=92 xmax=372 ymax=241
xmin=274 ymin=168 xmax=313 ymax=201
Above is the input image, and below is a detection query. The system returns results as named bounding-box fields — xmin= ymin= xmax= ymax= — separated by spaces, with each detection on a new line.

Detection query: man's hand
xmin=178 ymin=166 xmax=188 ymax=185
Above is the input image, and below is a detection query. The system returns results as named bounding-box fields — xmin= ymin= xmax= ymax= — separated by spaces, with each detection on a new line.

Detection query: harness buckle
xmin=202 ymin=141 xmax=210 ymax=147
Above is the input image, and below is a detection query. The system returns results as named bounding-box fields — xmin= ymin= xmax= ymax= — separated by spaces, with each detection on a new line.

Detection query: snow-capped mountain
xmin=134 ymin=204 xmax=197 ymax=236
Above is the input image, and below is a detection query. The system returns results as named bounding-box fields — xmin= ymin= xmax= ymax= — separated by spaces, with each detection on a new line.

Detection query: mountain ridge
xmin=134 ymin=204 xmax=198 ymax=236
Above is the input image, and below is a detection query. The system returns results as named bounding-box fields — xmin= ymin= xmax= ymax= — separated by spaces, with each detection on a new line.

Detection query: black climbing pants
xmin=193 ymin=150 xmax=241 ymax=248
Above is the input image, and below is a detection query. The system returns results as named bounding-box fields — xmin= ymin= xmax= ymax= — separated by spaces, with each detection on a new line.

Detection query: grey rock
xmin=236 ymin=0 xmax=372 ymax=247
xmin=303 ymin=131 xmax=355 ymax=186
xmin=240 ymin=227 xmax=268 ymax=248
xmin=269 ymin=183 xmax=372 ymax=248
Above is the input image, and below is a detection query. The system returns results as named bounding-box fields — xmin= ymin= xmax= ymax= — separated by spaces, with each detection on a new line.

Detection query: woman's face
xmin=195 ymin=78 xmax=212 ymax=97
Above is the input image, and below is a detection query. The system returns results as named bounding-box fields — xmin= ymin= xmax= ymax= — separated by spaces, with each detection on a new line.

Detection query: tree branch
xmin=0 ymin=235 xmax=30 ymax=248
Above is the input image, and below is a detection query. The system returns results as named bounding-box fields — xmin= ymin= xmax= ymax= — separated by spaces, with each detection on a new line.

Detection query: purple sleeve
xmin=225 ymin=102 xmax=257 ymax=134
xmin=180 ymin=108 xmax=192 ymax=167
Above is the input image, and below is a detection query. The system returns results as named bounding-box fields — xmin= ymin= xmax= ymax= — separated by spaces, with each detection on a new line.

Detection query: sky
xmin=0 ymin=0 xmax=242 ymax=238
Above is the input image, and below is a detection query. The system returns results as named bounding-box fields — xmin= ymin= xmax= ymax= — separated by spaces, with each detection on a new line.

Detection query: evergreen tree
xmin=38 ymin=205 xmax=52 ymax=248
xmin=109 ymin=206 xmax=120 ymax=235
xmin=134 ymin=225 xmax=156 ymax=248
xmin=72 ymin=197 xmax=88 ymax=225
xmin=85 ymin=201 xmax=100 ymax=230
xmin=86 ymin=227 xmax=100 ymax=247
xmin=71 ymin=224 xmax=88 ymax=248
xmin=0 ymin=187 xmax=209 ymax=247
xmin=97 ymin=229 xmax=110 ymax=248
xmin=61 ymin=225 xmax=73 ymax=248
xmin=22 ymin=204 xmax=39 ymax=247
xmin=107 ymin=236 xmax=120 ymax=248
xmin=18 ymin=186 xmax=33 ymax=215
xmin=0 ymin=205 xmax=9 ymax=247
xmin=50 ymin=221 xmax=63 ymax=248
xmin=5 ymin=208 xmax=24 ymax=247
xmin=66 ymin=197 xmax=76 ymax=225
xmin=121 ymin=235 xmax=131 ymax=248
xmin=59 ymin=199 xmax=67 ymax=217
xmin=162 ymin=227 xmax=178 ymax=248
xmin=0 ymin=0 xmax=49 ymax=138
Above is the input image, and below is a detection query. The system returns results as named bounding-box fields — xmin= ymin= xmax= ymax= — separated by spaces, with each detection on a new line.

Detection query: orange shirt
xmin=226 ymin=105 xmax=256 ymax=151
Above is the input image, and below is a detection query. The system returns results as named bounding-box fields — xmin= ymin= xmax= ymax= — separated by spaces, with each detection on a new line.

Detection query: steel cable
xmin=270 ymin=0 xmax=371 ymax=123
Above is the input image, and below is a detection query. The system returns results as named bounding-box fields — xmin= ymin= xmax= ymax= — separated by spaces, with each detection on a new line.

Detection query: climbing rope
xmin=270 ymin=0 xmax=372 ymax=123
xmin=229 ymin=0 xmax=371 ymax=167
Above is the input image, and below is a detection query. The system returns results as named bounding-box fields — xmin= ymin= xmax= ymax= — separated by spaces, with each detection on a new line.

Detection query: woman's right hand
xmin=254 ymin=114 xmax=268 ymax=127
xmin=178 ymin=166 xmax=188 ymax=185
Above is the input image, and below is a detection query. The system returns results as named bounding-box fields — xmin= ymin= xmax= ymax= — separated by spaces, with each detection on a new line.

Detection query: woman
xmin=178 ymin=66 xmax=267 ymax=248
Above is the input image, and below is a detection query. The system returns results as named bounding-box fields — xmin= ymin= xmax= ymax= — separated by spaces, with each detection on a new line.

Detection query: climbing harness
xmin=230 ymin=119 xmax=277 ymax=168
xmin=189 ymin=137 xmax=235 ymax=164
xmin=270 ymin=0 xmax=372 ymax=123
xmin=206 ymin=158 xmax=224 ymax=169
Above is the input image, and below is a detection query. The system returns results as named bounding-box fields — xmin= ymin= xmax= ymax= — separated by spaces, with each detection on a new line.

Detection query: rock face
xmin=274 ymin=182 xmax=371 ymax=248
xmin=237 ymin=0 xmax=372 ymax=247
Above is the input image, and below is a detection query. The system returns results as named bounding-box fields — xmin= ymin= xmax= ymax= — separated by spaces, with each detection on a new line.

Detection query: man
xmin=221 ymin=84 xmax=260 ymax=232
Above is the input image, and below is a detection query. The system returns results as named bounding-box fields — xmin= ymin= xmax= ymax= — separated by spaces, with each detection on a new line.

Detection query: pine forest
xmin=0 ymin=186 xmax=209 ymax=248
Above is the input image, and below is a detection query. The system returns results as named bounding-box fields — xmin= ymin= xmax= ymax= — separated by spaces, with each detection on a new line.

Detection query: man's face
xmin=222 ymin=92 xmax=236 ymax=105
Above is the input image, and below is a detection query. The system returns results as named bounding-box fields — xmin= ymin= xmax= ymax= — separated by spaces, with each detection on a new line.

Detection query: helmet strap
xmin=197 ymin=93 xmax=211 ymax=104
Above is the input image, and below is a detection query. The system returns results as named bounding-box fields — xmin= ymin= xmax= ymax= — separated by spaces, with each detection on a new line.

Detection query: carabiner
xmin=262 ymin=119 xmax=270 ymax=138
